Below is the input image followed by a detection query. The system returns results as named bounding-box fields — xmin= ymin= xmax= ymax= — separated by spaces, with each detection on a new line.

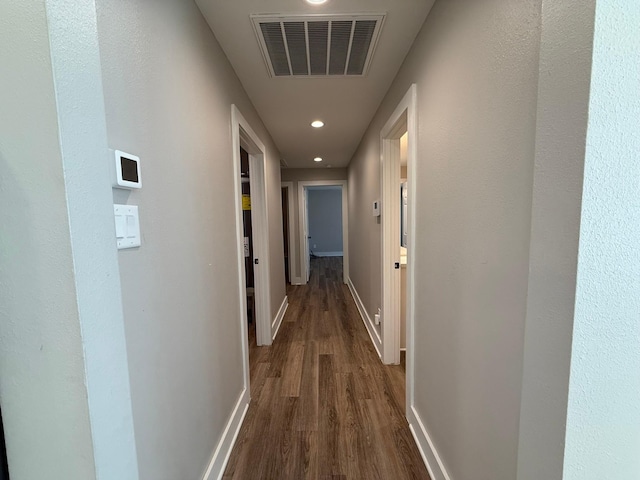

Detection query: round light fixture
xmin=306 ymin=0 xmax=328 ymax=4
xmin=311 ymin=120 xmax=325 ymax=128
xmin=314 ymin=157 xmax=323 ymax=162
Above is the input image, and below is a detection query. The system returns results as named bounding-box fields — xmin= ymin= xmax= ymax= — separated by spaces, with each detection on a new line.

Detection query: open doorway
xmin=240 ymin=147 xmax=257 ymax=346
xmin=0 ymin=407 xmax=8 ymax=480
xmin=380 ymin=85 xmax=417 ymax=397
xmin=298 ymin=180 xmax=349 ymax=285
xmin=231 ymin=105 xmax=273 ymax=401
xmin=281 ymin=182 xmax=295 ymax=285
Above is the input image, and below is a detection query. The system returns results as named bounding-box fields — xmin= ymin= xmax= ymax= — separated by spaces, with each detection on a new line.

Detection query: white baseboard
xmin=291 ymin=277 xmax=304 ymax=286
xmin=202 ymin=388 xmax=250 ymax=480
xmin=313 ymin=251 xmax=343 ymax=257
xmin=271 ymin=296 xmax=288 ymax=341
xmin=346 ymin=278 xmax=382 ymax=359
xmin=407 ymin=405 xmax=452 ymax=480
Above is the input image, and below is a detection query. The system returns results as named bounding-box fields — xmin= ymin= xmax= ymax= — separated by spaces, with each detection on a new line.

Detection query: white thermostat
xmin=113 ymin=150 xmax=142 ymax=189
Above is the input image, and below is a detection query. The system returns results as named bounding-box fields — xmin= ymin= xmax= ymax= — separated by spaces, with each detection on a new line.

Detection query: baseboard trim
xmin=346 ymin=277 xmax=382 ymax=359
xmin=272 ymin=295 xmax=288 ymax=341
xmin=202 ymin=388 xmax=250 ymax=480
xmin=291 ymin=277 xmax=304 ymax=286
xmin=407 ymin=405 xmax=451 ymax=480
xmin=313 ymin=251 xmax=343 ymax=257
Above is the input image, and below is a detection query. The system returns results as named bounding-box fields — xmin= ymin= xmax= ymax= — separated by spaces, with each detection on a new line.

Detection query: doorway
xmin=0 ymin=408 xmax=8 ymax=480
xmin=281 ymin=182 xmax=295 ymax=285
xmin=380 ymin=85 xmax=417 ymax=396
xmin=241 ymin=147 xmax=257 ymax=345
xmin=297 ymin=180 xmax=349 ymax=285
xmin=231 ymin=105 xmax=272 ymax=400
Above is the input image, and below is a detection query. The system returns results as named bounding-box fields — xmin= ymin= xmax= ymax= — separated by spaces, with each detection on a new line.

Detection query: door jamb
xmin=297 ymin=180 xmax=349 ymax=285
xmin=281 ymin=182 xmax=296 ymax=285
xmin=380 ymin=84 xmax=417 ymax=397
xmin=232 ymin=105 xmax=273 ymax=368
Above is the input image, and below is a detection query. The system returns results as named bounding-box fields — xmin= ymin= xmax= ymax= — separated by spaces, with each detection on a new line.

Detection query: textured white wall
xmin=516 ymin=2 xmax=596 ymax=479
xmin=348 ymin=0 xmax=542 ymax=478
xmin=563 ymin=1 xmax=640 ymax=478
xmin=0 ymin=3 xmax=97 ymax=478
xmin=96 ymin=1 xmax=285 ymax=478
xmin=0 ymin=1 xmax=139 ymax=478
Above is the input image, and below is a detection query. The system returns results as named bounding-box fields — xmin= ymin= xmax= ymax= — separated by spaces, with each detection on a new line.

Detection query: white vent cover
xmin=251 ymin=14 xmax=386 ymax=77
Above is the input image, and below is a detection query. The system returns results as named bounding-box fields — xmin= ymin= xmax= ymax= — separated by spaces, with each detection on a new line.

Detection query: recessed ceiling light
xmin=311 ymin=120 xmax=324 ymax=128
xmin=314 ymin=157 xmax=323 ymax=162
xmin=306 ymin=0 xmax=328 ymax=4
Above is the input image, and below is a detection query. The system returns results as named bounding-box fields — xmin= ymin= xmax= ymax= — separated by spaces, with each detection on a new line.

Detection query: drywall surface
xmin=96 ymin=1 xmax=285 ymax=478
xmin=0 ymin=1 xmax=96 ymax=478
xmin=563 ymin=1 xmax=640 ymax=478
xmin=348 ymin=0 xmax=542 ymax=478
xmin=46 ymin=1 xmax=140 ymax=477
xmin=281 ymin=168 xmax=348 ymax=183
xmin=281 ymin=168 xmax=347 ymax=280
xmin=516 ymin=2 xmax=595 ymax=479
xmin=307 ymin=189 xmax=343 ymax=255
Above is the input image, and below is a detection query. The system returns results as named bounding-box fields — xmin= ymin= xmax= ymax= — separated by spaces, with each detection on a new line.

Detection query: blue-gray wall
xmin=308 ymin=188 xmax=343 ymax=255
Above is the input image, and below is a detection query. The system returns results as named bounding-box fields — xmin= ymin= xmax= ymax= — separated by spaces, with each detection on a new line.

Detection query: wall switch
xmin=374 ymin=307 xmax=382 ymax=325
xmin=114 ymin=204 xmax=141 ymax=249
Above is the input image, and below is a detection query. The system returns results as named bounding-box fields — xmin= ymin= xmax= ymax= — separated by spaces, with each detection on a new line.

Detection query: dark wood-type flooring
xmin=224 ymin=257 xmax=430 ymax=479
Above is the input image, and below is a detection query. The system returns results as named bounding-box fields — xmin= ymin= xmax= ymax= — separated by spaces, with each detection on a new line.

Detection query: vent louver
xmin=251 ymin=14 xmax=385 ymax=77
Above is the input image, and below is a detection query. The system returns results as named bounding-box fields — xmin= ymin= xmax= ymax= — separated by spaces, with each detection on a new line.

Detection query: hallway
xmin=223 ymin=257 xmax=430 ymax=479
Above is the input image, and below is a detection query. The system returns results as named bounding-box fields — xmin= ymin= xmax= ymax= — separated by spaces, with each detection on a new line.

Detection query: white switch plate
xmin=372 ymin=199 xmax=381 ymax=217
xmin=114 ymin=204 xmax=141 ymax=249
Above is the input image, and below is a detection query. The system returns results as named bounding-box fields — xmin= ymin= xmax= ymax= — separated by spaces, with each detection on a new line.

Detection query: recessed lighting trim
xmin=311 ymin=120 xmax=325 ymax=128
xmin=314 ymin=157 xmax=323 ymax=162
xmin=306 ymin=0 xmax=328 ymax=4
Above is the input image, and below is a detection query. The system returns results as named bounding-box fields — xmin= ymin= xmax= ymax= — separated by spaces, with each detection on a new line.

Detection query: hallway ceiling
xmin=195 ymin=0 xmax=434 ymax=168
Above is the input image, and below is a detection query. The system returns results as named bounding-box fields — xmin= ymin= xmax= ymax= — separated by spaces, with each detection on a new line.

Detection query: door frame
xmin=281 ymin=182 xmax=296 ymax=285
xmin=298 ymin=180 xmax=349 ymax=285
xmin=232 ymin=104 xmax=272 ymax=366
xmin=380 ymin=84 xmax=417 ymax=380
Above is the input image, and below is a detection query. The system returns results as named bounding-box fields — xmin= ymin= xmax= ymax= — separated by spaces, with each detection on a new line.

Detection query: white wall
xmin=0 ymin=1 xmax=138 ymax=478
xmin=348 ymin=0 xmax=542 ymax=478
xmin=96 ymin=0 xmax=285 ymax=478
xmin=307 ymin=189 xmax=343 ymax=255
xmin=0 ymin=3 xmax=96 ymax=478
xmin=517 ymin=2 xmax=596 ymax=478
xmin=563 ymin=1 xmax=640 ymax=477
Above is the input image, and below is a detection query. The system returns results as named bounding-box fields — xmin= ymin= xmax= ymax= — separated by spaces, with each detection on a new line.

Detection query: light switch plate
xmin=114 ymin=204 xmax=141 ymax=249
xmin=372 ymin=199 xmax=381 ymax=217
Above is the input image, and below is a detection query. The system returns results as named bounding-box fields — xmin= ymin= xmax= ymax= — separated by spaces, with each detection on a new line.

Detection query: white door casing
xmin=297 ymin=180 xmax=349 ymax=285
xmin=380 ymin=85 xmax=417 ymax=399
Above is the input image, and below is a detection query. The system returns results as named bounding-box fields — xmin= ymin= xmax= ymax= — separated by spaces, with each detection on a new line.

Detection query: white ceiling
xmin=196 ymin=0 xmax=434 ymax=169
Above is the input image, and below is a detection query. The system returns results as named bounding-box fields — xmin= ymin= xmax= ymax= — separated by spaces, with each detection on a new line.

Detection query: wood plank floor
xmin=224 ymin=257 xmax=430 ymax=480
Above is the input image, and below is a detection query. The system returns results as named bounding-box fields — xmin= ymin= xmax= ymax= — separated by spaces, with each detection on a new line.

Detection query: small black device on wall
xmin=113 ymin=150 xmax=142 ymax=189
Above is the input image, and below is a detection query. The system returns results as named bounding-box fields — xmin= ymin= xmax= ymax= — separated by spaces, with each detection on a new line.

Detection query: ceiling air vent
xmin=251 ymin=14 xmax=386 ymax=77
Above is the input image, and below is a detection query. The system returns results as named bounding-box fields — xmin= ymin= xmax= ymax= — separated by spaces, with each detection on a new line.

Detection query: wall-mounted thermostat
xmin=113 ymin=150 xmax=142 ymax=189
xmin=373 ymin=199 xmax=381 ymax=217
